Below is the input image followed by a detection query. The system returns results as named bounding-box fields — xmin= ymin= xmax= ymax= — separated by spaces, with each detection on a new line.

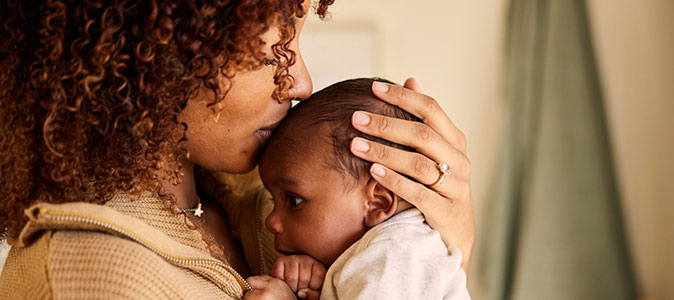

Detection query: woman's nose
xmin=287 ymin=51 xmax=312 ymax=101
xmin=265 ymin=208 xmax=283 ymax=235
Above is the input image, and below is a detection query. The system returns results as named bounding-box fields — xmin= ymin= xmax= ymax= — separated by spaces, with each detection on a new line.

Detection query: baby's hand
xmin=244 ymin=275 xmax=295 ymax=300
xmin=272 ymin=254 xmax=326 ymax=300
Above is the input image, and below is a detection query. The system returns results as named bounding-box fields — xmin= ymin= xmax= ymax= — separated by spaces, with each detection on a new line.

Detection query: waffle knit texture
xmin=0 ymin=169 xmax=280 ymax=300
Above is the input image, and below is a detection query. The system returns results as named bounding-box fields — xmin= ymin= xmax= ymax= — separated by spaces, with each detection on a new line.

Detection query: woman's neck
xmin=159 ymin=160 xmax=199 ymax=210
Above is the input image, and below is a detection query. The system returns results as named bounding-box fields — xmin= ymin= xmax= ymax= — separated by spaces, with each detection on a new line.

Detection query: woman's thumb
xmin=403 ymin=77 xmax=423 ymax=93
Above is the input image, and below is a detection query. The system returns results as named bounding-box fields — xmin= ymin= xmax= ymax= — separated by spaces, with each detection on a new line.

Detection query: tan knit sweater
xmin=0 ymin=170 xmax=280 ymax=300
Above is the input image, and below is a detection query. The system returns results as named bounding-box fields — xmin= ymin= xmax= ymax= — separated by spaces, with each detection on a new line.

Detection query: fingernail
xmin=353 ymin=111 xmax=371 ymax=126
xmin=372 ymin=81 xmax=389 ymax=93
xmin=351 ymin=138 xmax=370 ymax=152
xmin=371 ymin=164 xmax=386 ymax=177
xmin=297 ymin=291 xmax=307 ymax=299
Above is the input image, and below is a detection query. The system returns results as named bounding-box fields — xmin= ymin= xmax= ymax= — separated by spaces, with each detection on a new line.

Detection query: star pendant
xmin=194 ymin=202 xmax=204 ymax=217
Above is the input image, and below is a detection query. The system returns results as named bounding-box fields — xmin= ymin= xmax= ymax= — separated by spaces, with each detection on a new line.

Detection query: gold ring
xmin=429 ymin=162 xmax=451 ymax=189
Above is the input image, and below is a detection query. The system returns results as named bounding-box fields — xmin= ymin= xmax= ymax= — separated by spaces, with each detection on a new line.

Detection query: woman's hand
xmin=244 ymin=275 xmax=296 ymax=300
xmin=350 ymin=78 xmax=475 ymax=273
xmin=271 ymin=255 xmax=325 ymax=300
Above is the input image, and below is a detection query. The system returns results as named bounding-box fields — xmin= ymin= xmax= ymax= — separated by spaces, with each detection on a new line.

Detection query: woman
xmin=0 ymin=0 xmax=474 ymax=299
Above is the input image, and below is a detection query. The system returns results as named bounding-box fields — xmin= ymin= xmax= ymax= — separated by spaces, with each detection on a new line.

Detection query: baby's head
xmin=259 ymin=78 xmax=420 ymax=266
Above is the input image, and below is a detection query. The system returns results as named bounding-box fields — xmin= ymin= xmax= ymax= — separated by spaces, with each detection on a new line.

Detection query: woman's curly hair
xmin=0 ymin=0 xmax=334 ymax=240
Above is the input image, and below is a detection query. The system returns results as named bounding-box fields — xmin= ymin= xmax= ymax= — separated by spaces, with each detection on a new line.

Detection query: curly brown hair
xmin=0 ymin=0 xmax=334 ymax=240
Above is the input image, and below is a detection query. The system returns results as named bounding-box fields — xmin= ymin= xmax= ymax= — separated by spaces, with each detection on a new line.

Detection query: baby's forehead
xmin=263 ymin=120 xmax=362 ymax=182
xmin=265 ymin=120 xmax=332 ymax=158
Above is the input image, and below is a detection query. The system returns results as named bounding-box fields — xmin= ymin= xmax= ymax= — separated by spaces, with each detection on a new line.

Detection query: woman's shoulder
xmin=1 ymin=229 xmax=152 ymax=299
xmin=1 ymin=229 xmax=239 ymax=299
xmin=1 ymin=201 xmax=247 ymax=299
xmin=0 ymin=229 xmax=52 ymax=299
xmin=46 ymin=229 xmax=219 ymax=299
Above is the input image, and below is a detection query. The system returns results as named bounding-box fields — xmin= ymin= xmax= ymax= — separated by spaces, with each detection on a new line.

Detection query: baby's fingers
xmin=271 ymin=260 xmax=285 ymax=280
xmin=309 ymin=262 xmax=326 ymax=290
xmin=298 ymin=288 xmax=321 ymax=300
xmin=271 ymin=258 xmax=300 ymax=292
xmin=282 ymin=261 xmax=300 ymax=292
xmin=297 ymin=259 xmax=313 ymax=291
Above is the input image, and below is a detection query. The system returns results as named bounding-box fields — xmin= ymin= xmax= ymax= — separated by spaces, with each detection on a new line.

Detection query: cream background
xmin=1 ymin=1 xmax=672 ymax=299
xmin=587 ymin=1 xmax=674 ymax=299
xmin=300 ymin=0 xmax=673 ymax=299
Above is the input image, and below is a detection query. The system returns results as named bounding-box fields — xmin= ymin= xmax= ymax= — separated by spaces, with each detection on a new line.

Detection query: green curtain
xmin=473 ymin=0 xmax=636 ymax=299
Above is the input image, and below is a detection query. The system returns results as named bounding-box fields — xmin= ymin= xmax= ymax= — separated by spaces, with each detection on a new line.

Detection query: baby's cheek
xmin=311 ymin=231 xmax=351 ymax=266
xmin=307 ymin=241 xmax=337 ymax=266
xmin=290 ymin=227 xmax=327 ymax=262
xmin=284 ymin=222 xmax=316 ymax=252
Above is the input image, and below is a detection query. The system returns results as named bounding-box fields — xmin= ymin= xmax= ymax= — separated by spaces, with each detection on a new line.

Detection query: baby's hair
xmin=270 ymin=77 xmax=421 ymax=189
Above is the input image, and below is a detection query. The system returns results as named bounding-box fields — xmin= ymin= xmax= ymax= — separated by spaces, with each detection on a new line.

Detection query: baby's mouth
xmin=273 ymin=239 xmax=296 ymax=255
xmin=276 ymin=249 xmax=296 ymax=256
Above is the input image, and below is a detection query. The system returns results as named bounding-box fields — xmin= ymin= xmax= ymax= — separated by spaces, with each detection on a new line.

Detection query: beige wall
xmin=588 ymin=1 xmax=674 ymax=299
xmin=303 ymin=0 xmax=673 ymax=299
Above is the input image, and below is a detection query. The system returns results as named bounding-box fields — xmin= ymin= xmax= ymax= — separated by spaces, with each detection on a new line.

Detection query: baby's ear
xmin=363 ymin=178 xmax=398 ymax=228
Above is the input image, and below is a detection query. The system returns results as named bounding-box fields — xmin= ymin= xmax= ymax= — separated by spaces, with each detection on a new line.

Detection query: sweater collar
xmin=17 ymin=201 xmax=250 ymax=295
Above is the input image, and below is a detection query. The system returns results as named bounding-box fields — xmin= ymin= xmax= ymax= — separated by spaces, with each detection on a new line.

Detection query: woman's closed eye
xmin=264 ymin=58 xmax=278 ymax=66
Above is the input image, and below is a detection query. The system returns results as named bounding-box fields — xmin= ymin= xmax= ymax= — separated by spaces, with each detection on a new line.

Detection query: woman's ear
xmin=363 ymin=178 xmax=399 ymax=228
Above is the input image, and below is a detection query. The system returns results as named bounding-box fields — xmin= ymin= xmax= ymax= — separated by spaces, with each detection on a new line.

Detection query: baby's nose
xmin=265 ymin=210 xmax=283 ymax=235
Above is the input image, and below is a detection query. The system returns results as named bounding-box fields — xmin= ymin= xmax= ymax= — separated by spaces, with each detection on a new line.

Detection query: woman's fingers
xmin=361 ymin=79 xmax=475 ymax=273
xmin=351 ymin=137 xmax=468 ymax=189
xmin=403 ymin=77 xmax=422 ymax=93
xmin=246 ymin=275 xmax=272 ymax=289
xmin=369 ymin=163 xmax=445 ymax=213
xmin=244 ymin=276 xmax=297 ymax=300
xmin=369 ymin=161 xmax=466 ymax=206
xmin=351 ymin=112 xmax=467 ymax=165
xmin=371 ymin=81 xmax=466 ymax=154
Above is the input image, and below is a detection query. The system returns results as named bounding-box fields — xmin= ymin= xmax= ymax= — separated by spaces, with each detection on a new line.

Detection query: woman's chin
xmin=228 ymin=161 xmax=258 ymax=174
xmin=214 ymin=157 xmax=258 ymax=174
xmin=230 ymin=150 xmax=264 ymax=174
xmin=192 ymin=136 xmax=264 ymax=174
xmin=195 ymin=152 xmax=259 ymax=175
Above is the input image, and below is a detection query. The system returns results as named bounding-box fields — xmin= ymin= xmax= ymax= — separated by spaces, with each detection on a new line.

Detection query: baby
xmin=245 ymin=78 xmax=470 ymax=300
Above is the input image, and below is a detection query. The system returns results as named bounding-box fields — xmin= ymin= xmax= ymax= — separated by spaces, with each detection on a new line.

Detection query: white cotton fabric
xmin=320 ymin=208 xmax=471 ymax=300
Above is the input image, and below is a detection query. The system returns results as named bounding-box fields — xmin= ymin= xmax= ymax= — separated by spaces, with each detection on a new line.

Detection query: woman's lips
xmin=254 ymin=128 xmax=273 ymax=143
xmin=254 ymin=119 xmax=283 ymax=144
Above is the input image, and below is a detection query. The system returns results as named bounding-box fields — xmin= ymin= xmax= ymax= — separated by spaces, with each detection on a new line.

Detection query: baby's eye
xmin=287 ymin=195 xmax=304 ymax=207
xmin=264 ymin=58 xmax=278 ymax=66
